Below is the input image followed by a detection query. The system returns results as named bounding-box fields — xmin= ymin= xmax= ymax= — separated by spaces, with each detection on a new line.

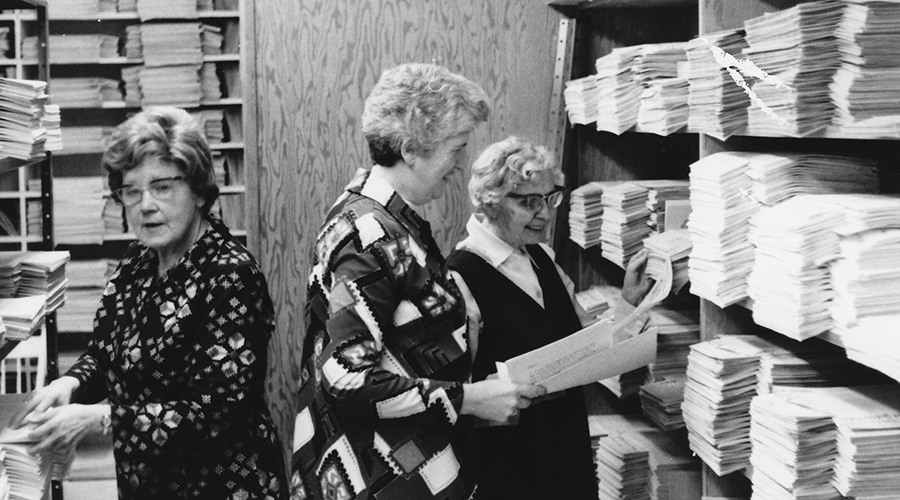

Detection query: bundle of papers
xmin=742 ymin=1 xmax=844 ymax=137
xmin=0 ymin=253 xmax=27 ymax=298
xmin=0 ymin=295 xmax=46 ymax=341
xmin=745 ymin=153 xmax=880 ymax=206
xmin=124 ymin=25 xmax=143 ymax=60
xmin=830 ymin=228 xmax=900 ymax=329
xmin=47 ymin=0 xmax=114 ymax=18
xmin=139 ymin=65 xmax=203 ymax=107
xmin=685 ymin=29 xmax=750 ymax=140
xmin=632 ymin=42 xmax=688 ymax=86
xmin=121 ymin=66 xmax=142 ymax=106
xmin=102 ymin=198 xmax=126 ymax=236
xmin=52 ymin=177 xmax=105 ymax=246
xmin=569 ymin=181 xmax=617 ymax=248
xmin=41 ymin=104 xmax=61 ymax=153
xmin=644 ymin=229 xmax=691 ymax=295
xmin=599 ymin=365 xmax=650 ymax=399
xmin=192 ymin=109 xmax=225 ymax=145
xmin=824 ymin=193 xmax=900 ymax=235
xmin=687 ymin=152 xmax=758 ymax=308
xmin=594 ymin=47 xmax=642 ymax=134
xmin=564 ymin=75 xmax=601 ymax=125
xmin=19 ymin=251 xmax=70 ymax=313
xmin=595 ymin=433 xmax=651 ymax=500
xmin=141 ymin=23 xmax=204 ymax=68
xmin=645 ymin=306 xmax=699 ymax=382
xmin=599 ymin=182 xmax=650 ymax=268
xmin=0 ymin=78 xmax=48 ymax=160
xmin=746 ymin=196 xmax=843 ymax=340
xmin=201 ymin=63 xmax=222 ymax=101
xmin=839 ymin=314 xmax=900 ymax=383
xmin=636 ymin=78 xmax=690 ymax=136
xmin=0 ymin=27 xmax=9 ymax=59
xmin=574 ymin=285 xmax=619 ymax=321
xmin=25 ymin=35 xmax=119 ymax=64
xmin=50 ymin=78 xmax=123 ymax=108
xmin=201 ymin=24 xmax=224 ymax=56
xmin=57 ymin=259 xmax=108 ymax=334
xmin=137 ymin=0 xmax=197 ymax=21
xmin=59 ymin=126 xmax=112 ymax=155
xmin=640 ymin=377 xmax=687 ymax=431
xmin=831 ymin=2 xmax=900 ymax=135
xmin=636 ymin=179 xmax=690 ymax=233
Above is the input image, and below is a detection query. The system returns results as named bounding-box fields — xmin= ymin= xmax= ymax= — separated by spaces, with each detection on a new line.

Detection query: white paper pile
xmin=644 ymin=229 xmax=692 ymax=295
xmin=640 ymin=377 xmax=687 ymax=431
xmin=636 ymin=78 xmax=690 ymax=136
xmin=47 ymin=0 xmax=100 ymax=18
xmin=839 ymin=314 xmax=900 ymax=384
xmin=831 ymin=227 xmax=900 ymax=330
xmin=594 ymin=47 xmax=642 ymax=134
xmin=633 ymin=42 xmax=688 ymax=85
xmin=645 ymin=306 xmax=699 ymax=382
xmin=201 ymin=63 xmax=222 ymax=101
xmin=574 ymin=284 xmax=619 ymax=321
xmin=141 ymin=23 xmax=203 ymax=67
xmin=0 ymin=295 xmax=46 ymax=341
xmin=57 ymin=259 xmax=108 ymax=333
xmin=634 ymin=179 xmax=690 ymax=234
xmin=0 ymin=253 xmax=27 ymax=298
xmin=137 ymin=0 xmax=197 ymax=20
xmin=742 ymin=1 xmax=844 ymax=137
xmin=596 ymin=433 xmax=651 ymax=500
xmin=50 ymin=78 xmax=123 ymax=108
xmin=25 ymin=35 xmax=119 ymax=64
xmin=139 ymin=65 xmax=202 ymax=107
xmin=831 ymin=1 xmax=900 ymax=136
xmin=568 ymin=180 xmax=617 ymax=248
xmin=564 ymin=75 xmax=601 ymax=125
xmin=746 ymin=196 xmax=843 ymax=340
xmin=0 ymin=443 xmax=45 ymax=499
xmin=201 ymin=24 xmax=224 ymax=55
xmin=41 ymin=104 xmax=61 ymax=153
xmin=745 ymin=153 xmax=880 ymax=206
xmin=53 ymin=177 xmax=104 ymax=245
xmin=19 ymin=251 xmax=70 ymax=313
xmin=749 ymin=391 xmax=840 ymax=500
xmin=685 ymin=29 xmax=750 ymax=140
xmin=102 ymin=197 xmax=126 ymax=237
xmin=0 ymin=78 xmax=48 ymax=160
xmin=192 ymin=109 xmax=225 ymax=144
xmin=59 ymin=126 xmax=112 ymax=155
xmin=687 ymin=152 xmax=758 ymax=308
xmin=599 ymin=182 xmax=650 ymax=268
xmin=124 ymin=25 xmax=143 ymax=60
xmin=121 ymin=66 xmax=142 ymax=106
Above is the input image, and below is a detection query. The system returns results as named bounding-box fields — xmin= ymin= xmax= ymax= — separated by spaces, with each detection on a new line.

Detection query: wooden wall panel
xmin=251 ymin=0 xmax=561 ymax=461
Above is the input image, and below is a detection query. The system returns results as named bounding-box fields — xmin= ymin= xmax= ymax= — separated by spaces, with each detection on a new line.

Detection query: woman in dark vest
xmin=447 ymin=136 xmax=654 ymax=500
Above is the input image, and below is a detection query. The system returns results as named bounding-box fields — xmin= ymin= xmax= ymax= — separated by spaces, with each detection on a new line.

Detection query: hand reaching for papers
xmin=461 ymin=378 xmax=546 ymax=423
xmin=622 ymin=248 xmax=654 ymax=307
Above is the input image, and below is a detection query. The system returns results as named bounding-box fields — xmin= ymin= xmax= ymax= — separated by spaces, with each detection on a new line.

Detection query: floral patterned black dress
xmin=66 ymin=216 xmax=286 ymax=500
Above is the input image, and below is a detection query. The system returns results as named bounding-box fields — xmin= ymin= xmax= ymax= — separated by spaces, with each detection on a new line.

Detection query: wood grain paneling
xmin=250 ymin=0 xmax=561 ymax=462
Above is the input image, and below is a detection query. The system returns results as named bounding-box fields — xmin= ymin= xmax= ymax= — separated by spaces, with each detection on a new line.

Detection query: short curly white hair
xmin=468 ymin=136 xmax=564 ymax=213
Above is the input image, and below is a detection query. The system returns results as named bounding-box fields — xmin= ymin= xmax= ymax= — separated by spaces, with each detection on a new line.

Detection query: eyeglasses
xmin=506 ymin=186 xmax=565 ymax=212
xmin=113 ymin=176 xmax=186 ymax=206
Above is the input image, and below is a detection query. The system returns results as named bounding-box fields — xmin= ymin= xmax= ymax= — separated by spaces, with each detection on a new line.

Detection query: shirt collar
xmin=459 ymin=213 xmax=523 ymax=268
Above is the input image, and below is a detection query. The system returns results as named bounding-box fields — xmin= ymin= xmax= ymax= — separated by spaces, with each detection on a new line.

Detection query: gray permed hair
xmin=468 ymin=136 xmax=564 ymax=212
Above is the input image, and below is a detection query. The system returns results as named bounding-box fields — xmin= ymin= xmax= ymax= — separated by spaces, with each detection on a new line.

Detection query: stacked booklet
xmin=594 ymin=47 xmax=642 ymax=134
xmin=50 ymin=77 xmax=123 ymax=109
xmin=137 ymin=0 xmax=198 ymax=20
xmin=568 ymin=181 xmax=616 ymax=249
xmin=19 ymin=251 xmax=70 ymax=313
xmin=139 ymin=23 xmax=204 ymax=107
xmin=639 ymin=377 xmax=687 ymax=432
xmin=635 ymin=179 xmax=690 ymax=234
xmin=0 ymin=78 xmax=48 ymax=161
xmin=644 ymin=229 xmax=692 ymax=295
xmin=0 ymin=295 xmax=46 ymax=341
xmin=685 ymin=29 xmax=750 ymax=140
xmin=595 ymin=433 xmax=651 ymax=500
xmin=599 ymin=182 xmax=650 ymax=269
xmin=633 ymin=42 xmax=690 ymax=136
xmin=564 ymin=75 xmax=601 ymax=126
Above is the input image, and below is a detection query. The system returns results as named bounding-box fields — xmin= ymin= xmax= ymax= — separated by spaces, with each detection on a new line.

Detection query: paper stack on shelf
xmin=595 ymin=433 xmax=651 ymax=500
xmin=19 ymin=251 xmax=70 ymax=313
xmin=139 ymin=23 xmax=204 ymax=107
xmin=633 ymin=42 xmax=688 ymax=85
xmin=119 ymin=0 xmax=137 ymax=11
xmin=102 ymin=197 xmax=126 ymax=237
xmin=639 ymin=377 xmax=687 ymax=431
xmin=41 ymin=104 xmax=61 ymax=153
xmin=121 ymin=66 xmax=142 ymax=106
xmin=0 ymin=295 xmax=46 ymax=341
xmin=0 ymin=253 xmax=27 ymax=298
xmin=636 ymin=78 xmax=690 ymax=136
xmin=139 ymin=66 xmax=203 ymax=108
xmin=644 ymin=229 xmax=692 ymax=295
xmin=51 ymin=78 xmax=123 ymax=108
xmin=594 ymin=46 xmax=642 ymax=134
xmin=599 ymin=366 xmax=650 ymax=399
xmin=635 ymin=179 xmax=690 ymax=234
xmin=742 ymin=1 xmax=844 ymax=137
xmin=50 ymin=177 xmax=105 ymax=246
xmin=574 ymin=284 xmax=619 ymax=321
xmin=201 ymin=24 xmax=224 ymax=55
xmin=193 ymin=109 xmax=225 ymax=144
xmin=687 ymin=152 xmax=758 ymax=308
xmin=0 ymin=27 xmax=9 ymax=59
xmin=599 ymin=182 xmax=650 ymax=268
xmin=0 ymin=78 xmax=48 ymax=161
xmin=569 ymin=181 xmax=616 ymax=248
xmin=124 ymin=25 xmax=143 ymax=60
xmin=24 ymin=35 xmax=119 ymax=64
xmin=201 ymin=63 xmax=222 ymax=101
xmin=46 ymin=0 xmax=105 ymax=17
xmin=831 ymin=228 xmax=900 ymax=330
xmin=749 ymin=391 xmax=840 ymax=500
xmin=645 ymin=306 xmax=699 ymax=382
xmin=214 ymin=193 xmax=245 ymax=231
xmin=746 ymin=196 xmax=844 ymax=340
xmin=137 ymin=0 xmax=197 ymax=20
xmin=685 ymin=29 xmax=750 ymax=140
xmin=746 ymin=153 xmax=880 ymax=206
xmin=57 ymin=259 xmax=108 ymax=333
xmin=564 ymin=75 xmax=601 ymax=126
xmin=831 ymin=1 xmax=900 ymax=137
xmin=59 ymin=126 xmax=112 ymax=155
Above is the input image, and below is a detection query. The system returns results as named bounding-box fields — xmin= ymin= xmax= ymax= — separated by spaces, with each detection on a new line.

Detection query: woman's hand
xmin=22 ymin=403 xmax=107 ymax=456
xmin=622 ymin=249 xmax=654 ymax=307
xmin=8 ymin=376 xmax=81 ymax=430
xmin=461 ymin=379 xmax=546 ymax=423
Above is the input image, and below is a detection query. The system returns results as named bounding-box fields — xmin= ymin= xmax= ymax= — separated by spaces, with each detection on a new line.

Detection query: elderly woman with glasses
xmin=447 ymin=136 xmax=653 ymax=500
xmin=293 ymin=65 xmax=545 ymax=500
xmin=11 ymin=107 xmax=287 ymax=499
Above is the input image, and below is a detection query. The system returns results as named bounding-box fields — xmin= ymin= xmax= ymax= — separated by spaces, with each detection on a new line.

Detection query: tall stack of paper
xmin=124 ymin=25 xmax=143 ymax=60
xmin=687 ymin=152 xmax=758 ymax=308
xmin=201 ymin=24 xmax=224 ymax=55
xmin=685 ymin=29 xmax=750 ymax=140
xmin=51 ymin=78 xmax=123 ymax=108
xmin=137 ymin=0 xmax=197 ymax=20
xmin=19 ymin=251 xmax=70 ymax=313
xmin=24 ymin=35 xmax=119 ymax=64
xmin=0 ymin=295 xmax=46 ymax=340
xmin=564 ymin=75 xmax=601 ymax=125
xmin=746 ymin=153 xmax=880 ymax=206
xmin=746 ymin=196 xmax=844 ymax=340
xmin=52 ymin=177 xmax=104 ymax=246
xmin=839 ymin=314 xmax=900 ymax=385
xmin=644 ymin=229 xmax=692 ymax=295
xmin=0 ymin=27 xmax=9 ymax=58
xmin=594 ymin=47 xmax=642 ymax=134
xmin=831 ymin=1 xmax=900 ymax=137
xmin=41 ymin=104 xmax=61 ymax=153
xmin=640 ymin=377 xmax=687 ymax=431
xmin=193 ymin=109 xmax=225 ymax=144
xmin=102 ymin=197 xmax=126 ymax=237
xmin=139 ymin=23 xmax=203 ymax=107
xmin=633 ymin=42 xmax=689 ymax=136
xmin=682 ymin=335 xmax=770 ymax=476
xmin=645 ymin=306 xmax=699 ymax=382
xmin=0 ymin=253 xmax=27 ymax=298
xmin=57 ymin=259 xmax=108 ymax=333
xmin=635 ymin=179 xmax=690 ymax=234
xmin=749 ymin=391 xmax=840 ymax=500
xmin=831 ymin=227 xmax=900 ymax=325
xmin=139 ymin=66 xmax=202 ymax=107
xmin=201 ymin=63 xmax=222 ymax=101
xmin=600 ymin=182 xmax=650 ymax=268
xmin=742 ymin=1 xmax=844 ymax=137
xmin=0 ymin=78 xmax=48 ymax=160
xmin=569 ymin=181 xmax=617 ymax=248
xmin=596 ymin=433 xmax=651 ymax=500
xmin=47 ymin=0 xmax=100 ymax=17
xmin=59 ymin=126 xmax=112 ymax=155
xmin=121 ymin=66 xmax=142 ymax=106
xmin=0 ymin=443 xmax=45 ymax=499
xmin=633 ymin=42 xmax=688 ymax=85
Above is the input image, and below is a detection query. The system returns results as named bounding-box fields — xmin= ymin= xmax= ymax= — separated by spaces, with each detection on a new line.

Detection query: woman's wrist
xmin=97 ymin=404 xmax=112 ymax=435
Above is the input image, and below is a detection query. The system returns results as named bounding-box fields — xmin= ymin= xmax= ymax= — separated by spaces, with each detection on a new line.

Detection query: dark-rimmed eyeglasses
xmin=113 ymin=176 xmax=186 ymax=206
xmin=506 ymin=185 xmax=565 ymax=212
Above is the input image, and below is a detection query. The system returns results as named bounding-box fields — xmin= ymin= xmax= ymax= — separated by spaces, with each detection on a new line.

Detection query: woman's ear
xmin=399 ymin=140 xmax=417 ymax=167
xmin=480 ymin=202 xmax=500 ymax=220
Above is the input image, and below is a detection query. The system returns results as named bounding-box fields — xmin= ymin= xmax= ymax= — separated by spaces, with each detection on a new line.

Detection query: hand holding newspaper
xmin=496 ymin=253 xmax=672 ymax=393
